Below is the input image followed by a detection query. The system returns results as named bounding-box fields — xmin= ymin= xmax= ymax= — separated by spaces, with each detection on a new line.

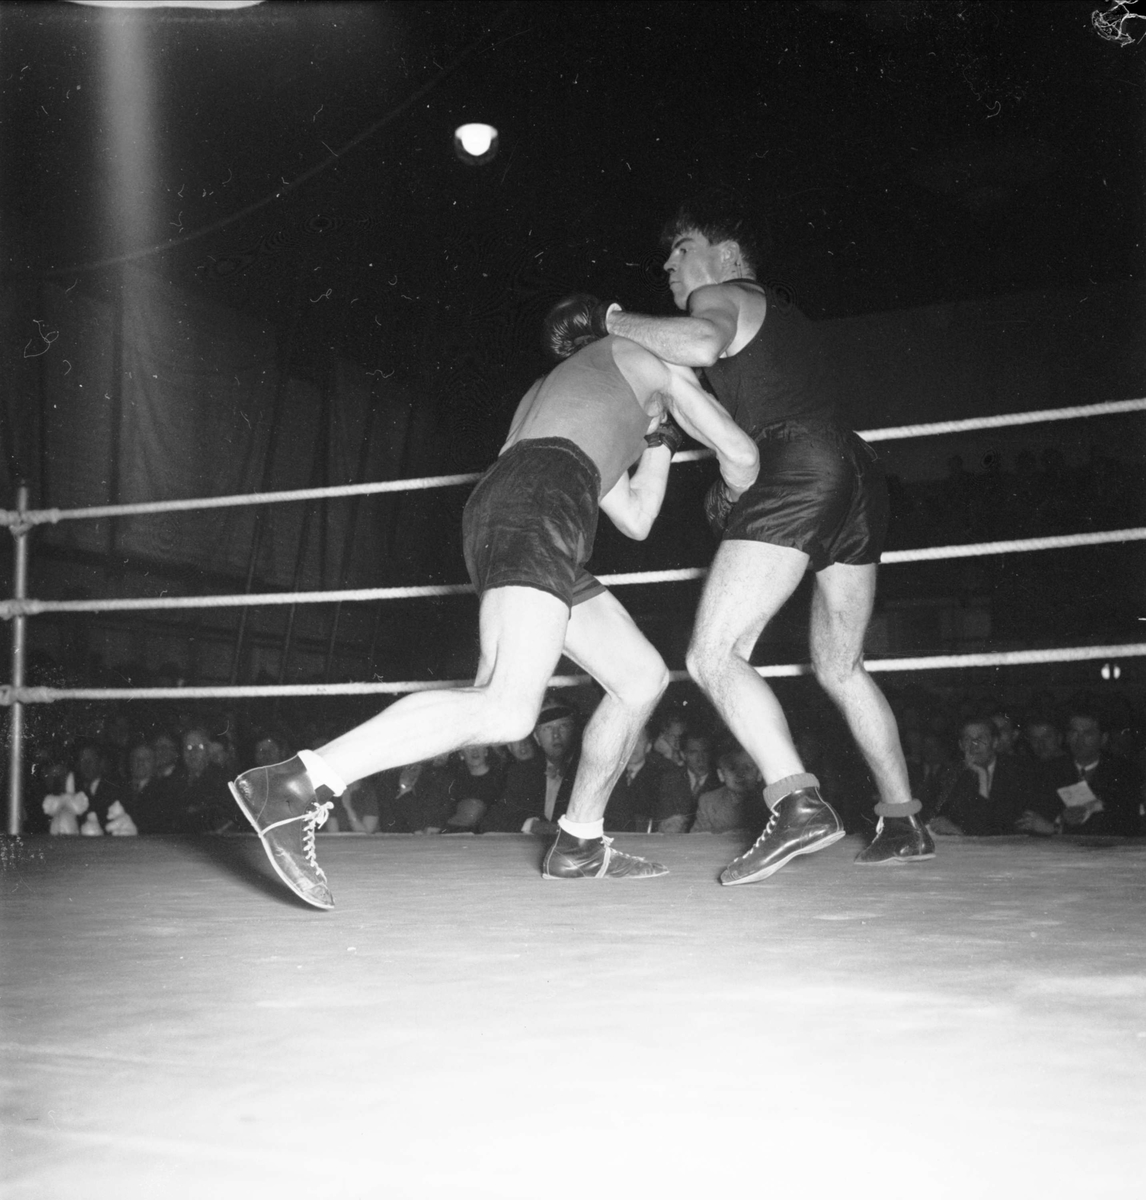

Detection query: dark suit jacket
xmin=1043 ymin=754 xmax=1142 ymax=837
xmin=478 ymin=752 xmax=577 ymax=833
xmin=604 ymin=755 xmax=693 ymax=832
xmin=934 ymin=756 xmax=1052 ymax=835
xmin=82 ymin=776 xmax=129 ymax=830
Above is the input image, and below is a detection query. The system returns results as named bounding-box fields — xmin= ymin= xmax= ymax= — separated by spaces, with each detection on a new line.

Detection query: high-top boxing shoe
xmin=542 ymin=830 xmax=668 ymax=879
xmin=230 ymin=757 xmax=335 ymax=910
xmin=854 ymin=812 xmax=935 ymax=865
xmin=720 ymin=780 xmax=844 ymax=886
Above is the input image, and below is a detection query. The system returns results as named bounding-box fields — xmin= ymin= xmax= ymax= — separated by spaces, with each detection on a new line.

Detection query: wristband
xmin=590 ymin=301 xmax=616 ymax=338
xmin=644 ymin=417 xmax=684 ymax=455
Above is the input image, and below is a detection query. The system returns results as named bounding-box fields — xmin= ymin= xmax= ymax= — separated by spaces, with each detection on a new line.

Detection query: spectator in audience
xmin=1024 ymin=714 xmax=1067 ymax=764
xmin=207 ymin=728 xmax=239 ymax=777
xmin=651 ymin=707 xmax=687 ymax=768
xmin=503 ymin=737 xmax=537 ymax=764
xmin=252 ymin=727 xmax=292 ymax=769
xmin=907 ymin=730 xmax=953 ymax=818
xmin=479 ymin=702 xmax=580 ymax=834
xmin=323 ymin=775 xmax=381 ymax=833
xmin=376 ymin=754 xmax=455 ymax=833
xmin=604 ymin=723 xmax=691 ymax=833
xmin=930 ymin=716 xmax=1055 ymax=836
xmin=108 ymin=740 xmax=169 ymax=836
xmin=443 ymin=745 xmax=506 ymax=832
xmin=691 ymin=744 xmax=765 ymax=834
xmin=1039 ymin=705 xmax=1143 ymax=837
xmin=681 ymin=730 xmax=718 ymax=805
xmin=990 ymin=707 xmax=1020 ymax=756
xmin=152 ymin=731 xmax=180 ymax=782
xmin=73 ymin=739 xmax=128 ymax=835
xmin=163 ymin=725 xmax=236 ymax=833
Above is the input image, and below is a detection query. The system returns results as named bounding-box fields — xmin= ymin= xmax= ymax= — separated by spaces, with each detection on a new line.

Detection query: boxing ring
xmin=3 ymin=399 xmax=1146 ymax=1198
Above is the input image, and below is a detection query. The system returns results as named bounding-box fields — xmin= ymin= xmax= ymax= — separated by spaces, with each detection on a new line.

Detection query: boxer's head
xmin=660 ymin=194 xmax=768 ymax=308
xmin=541 ymin=293 xmax=606 ymax=362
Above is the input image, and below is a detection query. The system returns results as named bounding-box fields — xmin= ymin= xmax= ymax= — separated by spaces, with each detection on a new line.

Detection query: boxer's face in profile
xmin=663 ymin=230 xmax=732 ymax=309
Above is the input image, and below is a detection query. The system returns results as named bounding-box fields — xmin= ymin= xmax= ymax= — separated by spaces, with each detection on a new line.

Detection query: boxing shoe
xmin=542 ymin=830 xmax=668 ymax=879
xmin=720 ymin=786 xmax=844 ymax=886
xmin=230 ymin=757 xmax=335 ymax=910
xmin=854 ymin=813 xmax=935 ymax=865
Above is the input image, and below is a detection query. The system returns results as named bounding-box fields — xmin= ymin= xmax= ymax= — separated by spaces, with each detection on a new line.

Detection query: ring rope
xmin=3 ymin=396 xmax=1142 ymax=530
xmin=1 ymin=526 xmax=1142 ymax=620
xmin=3 ymin=644 xmax=1144 ymax=706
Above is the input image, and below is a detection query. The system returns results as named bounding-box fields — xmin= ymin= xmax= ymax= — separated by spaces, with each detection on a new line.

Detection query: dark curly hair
xmin=659 ymin=188 xmax=770 ymax=276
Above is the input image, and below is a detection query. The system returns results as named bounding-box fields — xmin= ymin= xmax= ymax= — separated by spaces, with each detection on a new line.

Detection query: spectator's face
xmin=534 ymin=717 xmax=575 ymax=764
xmin=505 ymin=737 xmax=535 ymax=761
xmin=683 ymin=736 xmax=712 ymax=777
xmin=153 ymin=735 xmax=178 ymax=771
xmin=461 ymin=745 xmax=488 ymax=772
xmin=254 ymin=737 xmax=283 ymax=767
xmin=1025 ymin=722 xmax=1062 ymax=761
xmin=992 ymin=714 xmax=1018 ymax=753
xmin=129 ymin=745 xmax=154 ymax=783
xmin=657 ymin=716 xmax=686 ymax=753
xmin=1066 ymin=717 xmax=1105 ymax=765
xmin=717 ymin=751 xmax=761 ymax=796
xmin=182 ymin=731 xmax=210 ymax=778
xmin=959 ymin=722 xmax=997 ymax=768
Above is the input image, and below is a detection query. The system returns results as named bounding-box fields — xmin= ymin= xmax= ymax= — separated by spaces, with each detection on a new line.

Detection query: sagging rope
xmin=3 ymin=396 xmax=1143 ymax=530
xmin=3 ymin=643 xmax=1144 ymax=706
xmin=1 ymin=526 xmax=1142 ymax=620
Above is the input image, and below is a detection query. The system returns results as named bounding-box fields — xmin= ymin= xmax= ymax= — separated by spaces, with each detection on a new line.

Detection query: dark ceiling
xmin=3 ymin=0 xmax=1143 ymax=460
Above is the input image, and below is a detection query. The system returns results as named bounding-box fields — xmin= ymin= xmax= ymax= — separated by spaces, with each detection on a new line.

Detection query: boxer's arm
xmin=606 ymin=285 xmax=743 ymax=366
xmin=663 ymin=364 xmax=758 ymax=497
xmin=598 ymin=446 xmax=673 ymax=541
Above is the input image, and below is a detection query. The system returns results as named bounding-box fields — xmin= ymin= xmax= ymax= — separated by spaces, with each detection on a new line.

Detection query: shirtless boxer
xmin=230 ymin=294 xmax=759 ymax=907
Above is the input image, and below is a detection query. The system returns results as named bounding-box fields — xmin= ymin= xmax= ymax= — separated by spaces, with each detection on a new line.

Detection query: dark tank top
xmin=507 ymin=336 xmax=652 ymax=495
xmin=700 ymin=282 xmax=840 ymax=438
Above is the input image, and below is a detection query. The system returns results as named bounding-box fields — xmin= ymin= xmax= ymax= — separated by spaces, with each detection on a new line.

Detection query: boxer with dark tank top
xmin=606 ymin=205 xmax=933 ymax=879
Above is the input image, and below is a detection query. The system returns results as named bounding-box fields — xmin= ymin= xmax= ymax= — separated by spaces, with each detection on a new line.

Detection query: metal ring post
xmin=7 ymin=484 xmax=29 ymax=835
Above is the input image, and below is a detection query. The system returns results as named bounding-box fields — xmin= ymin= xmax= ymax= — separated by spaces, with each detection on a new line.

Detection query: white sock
xmin=297 ymin=749 xmax=347 ymax=797
xmin=558 ymin=815 xmax=604 ymax=840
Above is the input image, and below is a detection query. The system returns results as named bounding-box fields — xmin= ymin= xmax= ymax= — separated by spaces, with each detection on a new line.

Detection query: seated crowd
xmin=16 ymin=687 xmax=1146 ymax=841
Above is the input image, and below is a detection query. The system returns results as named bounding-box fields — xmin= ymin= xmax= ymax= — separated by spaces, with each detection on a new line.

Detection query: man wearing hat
xmin=479 ymin=702 xmax=581 ymax=834
xmin=230 ymin=293 xmax=760 ymax=907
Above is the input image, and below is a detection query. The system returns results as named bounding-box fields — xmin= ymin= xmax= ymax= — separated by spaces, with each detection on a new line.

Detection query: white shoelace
xmin=730 ymin=809 xmax=778 ymax=865
xmin=302 ymin=801 xmax=334 ymax=869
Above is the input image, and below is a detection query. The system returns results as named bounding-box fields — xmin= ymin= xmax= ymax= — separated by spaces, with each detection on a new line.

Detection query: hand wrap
xmin=644 ymin=416 xmax=684 ymax=455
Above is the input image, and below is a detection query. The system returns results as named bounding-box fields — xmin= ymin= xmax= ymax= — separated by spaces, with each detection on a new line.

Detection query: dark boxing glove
xmin=542 ymin=293 xmax=615 ymax=362
xmin=644 ymin=416 xmax=684 ymax=455
xmin=703 ymin=479 xmax=736 ymax=537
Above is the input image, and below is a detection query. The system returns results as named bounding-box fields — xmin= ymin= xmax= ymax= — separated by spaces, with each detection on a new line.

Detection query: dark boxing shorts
xmin=724 ymin=418 xmax=889 ymax=571
xmin=462 ymin=437 xmax=608 ymax=610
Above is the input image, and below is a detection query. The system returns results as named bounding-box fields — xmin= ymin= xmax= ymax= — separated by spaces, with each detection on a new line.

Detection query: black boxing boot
xmin=720 ymin=774 xmax=844 ymax=886
xmin=854 ymin=801 xmax=935 ymax=865
xmin=230 ymin=756 xmax=335 ymax=909
xmin=542 ymin=830 xmax=668 ymax=879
